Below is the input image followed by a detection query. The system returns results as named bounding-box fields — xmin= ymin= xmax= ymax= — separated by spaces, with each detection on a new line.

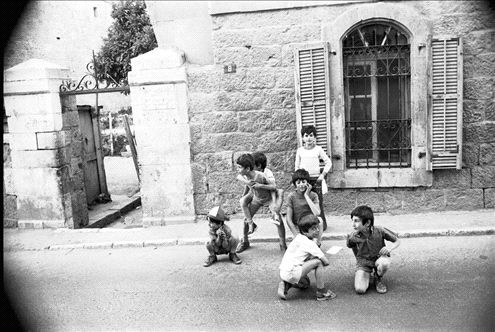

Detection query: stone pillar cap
xmin=4 ymin=59 xmax=69 ymax=82
xmin=131 ymin=47 xmax=186 ymax=70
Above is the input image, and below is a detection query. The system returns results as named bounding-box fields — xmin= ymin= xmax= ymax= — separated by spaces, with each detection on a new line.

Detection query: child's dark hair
xmin=301 ymin=125 xmax=317 ymax=137
xmin=298 ymin=214 xmax=319 ymax=234
xmin=207 ymin=216 xmax=224 ymax=225
xmin=252 ymin=152 xmax=267 ymax=170
xmin=351 ymin=205 xmax=374 ymax=228
xmin=292 ymin=168 xmax=310 ymax=186
xmin=236 ymin=154 xmax=255 ymax=171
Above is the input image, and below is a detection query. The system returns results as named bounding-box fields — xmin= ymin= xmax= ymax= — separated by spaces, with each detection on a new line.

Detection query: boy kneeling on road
xmin=203 ymin=206 xmax=242 ymax=267
xmin=346 ymin=205 xmax=401 ymax=294
xmin=278 ymin=214 xmax=336 ymax=301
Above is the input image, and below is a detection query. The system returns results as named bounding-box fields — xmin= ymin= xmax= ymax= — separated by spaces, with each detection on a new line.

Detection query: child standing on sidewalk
xmin=278 ymin=214 xmax=336 ymax=301
xmin=235 ymin=153 xmax=287 ymax=253
xmin=295 ymin=125 xmax=332 ymax=230
xmin=346 ymin=205 xmax=401 ymax=294
xmin=203 ymin=206 xmax=242 ymax=267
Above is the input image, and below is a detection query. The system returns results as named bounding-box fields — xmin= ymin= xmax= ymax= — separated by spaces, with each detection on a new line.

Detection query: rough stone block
xmin=464 ymin=30 xmax=495 ymax=56
xmin=140 ymin=165 xmax=194 ymax=198
xmin=462 ymin=143 xmax=479 ymax=167
xmin=188 ymin=92 xmax=217 ymax=114
xmin=215 ymin=90 xmax=264 ymax=112
xmin=463 ymin=100 xmax=485 ymax=124
xmin=402 ymin=189 xmax=445 ymax=212
xmin=472 ymin=166 xmax=495 ymax=188
xmin=191 ymin=162 xmax=207 ymax=194
xmin=432 ymin=168 xmax=472 ymax=189
xmin=207 ymin=171 xmax=241 ymax=194
xmin=464 ymin=53 xmax=495 ymax=79
xmin=323 ymin=190 xmax=358 ymax=215
xmin=187 ymin=66 xmax=220 ymax=93
xmin=257 ymin=130 xmax=298 ymax=153
xmin=12 ymin=168 xmax=63 ymax=196
xmin=445 ymin=189 xmax=484 ymax=210
xmin=219 ymin=70 xmax=248 ymax=92
xmin=193 ymin=193 xmax=239 ymax=215
xmin=3 ymin=168 xmax=15 ymax=195
xmin=464 ymin=122 xmax=495 ymax=144
xmin=198 ymin=112 xmax=238 ymax=133
xmin=281 ymin=44 xmax=295 ymax=67
xmin=11 ymin=147 xmax=69 ymax=169
xmin=485 ymin=99 xmax=495 ymax=121
xmin=3 ymin=194 xmax=17 ymax=224
xmin=211 ymin=132 xmax=258 ymax=152
xmin=275 ymin=67 xmax=295 ymax=88
xmin=480 ymin=143 xmax=495 ymax=166
xmin=464 ymin=78 xmax=493 ymax=100
xmin=238 ymin=111 xmax=272 ymax=132
xmin=271 ymin=108 xmax=297 ymax=131
xmin=194 ymin=151 xmax=234 ymax=172
xmin=7 ymin=113 xmax=63 ymax=133
xmin=485 ymin=188 xmax=495 ymax=208
xmin=8 ymin=133 xmax=38 ymax=151
xmin=17 ymin=195 xmax=65 ymax=220
xmin=62 ymin=111 xmax=79 ymax=128
xmin=246 ymin=68 xmax=276 ymax=89
xmin=263 ymin=89 xmax=295 ymax=109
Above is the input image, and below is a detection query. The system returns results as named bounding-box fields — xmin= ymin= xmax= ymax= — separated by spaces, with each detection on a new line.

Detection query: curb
xmin=45 ymin=227 xmax=495 ymax=251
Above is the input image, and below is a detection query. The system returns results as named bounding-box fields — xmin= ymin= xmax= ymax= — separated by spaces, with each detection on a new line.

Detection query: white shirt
xmin=295 ymin=145 xmax=332 ymax=177
xmin=263 ymin=168 xmax=275 ymax=185
xmin=279 ymin=234 xmax=325 ymax=271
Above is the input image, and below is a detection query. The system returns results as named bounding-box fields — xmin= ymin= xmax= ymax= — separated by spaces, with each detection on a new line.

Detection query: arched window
xmin=343 ymin=22 xmax=411 ymax=168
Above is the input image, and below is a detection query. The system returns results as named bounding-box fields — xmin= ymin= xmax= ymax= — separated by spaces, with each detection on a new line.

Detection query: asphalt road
xmin=4 ymin=236 xmax=495 ymax=332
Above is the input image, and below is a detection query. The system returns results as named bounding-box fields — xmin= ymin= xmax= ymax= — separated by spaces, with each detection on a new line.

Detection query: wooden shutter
xmin=430 ymin=36 xmax=463 ymax=170
xmin=294 ymin=43 xmax=331 ymax=154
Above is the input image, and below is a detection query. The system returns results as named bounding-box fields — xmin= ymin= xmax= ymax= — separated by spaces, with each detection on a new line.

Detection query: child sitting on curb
xmin=203 ymin=206 xmax=242 ymax=267
xmin=278 ymin=214 xmax=336 ymax=301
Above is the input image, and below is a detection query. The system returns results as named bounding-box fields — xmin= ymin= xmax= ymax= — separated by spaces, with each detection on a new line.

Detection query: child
xmin=238 ymin=152 xmax=284 ymax=227
xmin=278 ymin=214 xmax=336 ymax=301
xmin=295 ymin=125 xmax=332 ymax=230
xmin=203 ymin=206 xmax=242 ymax=267
xmin=286 ymin=168 xmax=323 ymax=247
xmin=346 ymin=205 xmax=401 ymax=294
xmin=235 ymin=153 xmax=287 ymax=253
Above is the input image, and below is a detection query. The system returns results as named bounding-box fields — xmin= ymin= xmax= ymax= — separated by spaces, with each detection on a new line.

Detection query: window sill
xmin=329 ymin=168 xmax=432 ymax=188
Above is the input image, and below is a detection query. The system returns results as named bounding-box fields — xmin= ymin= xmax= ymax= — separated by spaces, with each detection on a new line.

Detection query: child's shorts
xmin=356 ymin=255 xmax=390 ymax=273
xmin=280 ymin=266 xmax=303 ymax=284
xmin=252 ymin=196 xmax=273 ymax=207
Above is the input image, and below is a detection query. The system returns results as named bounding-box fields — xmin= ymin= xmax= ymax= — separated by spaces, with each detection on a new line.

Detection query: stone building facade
xmin=144 ymin=0 xmax=494 ymax=220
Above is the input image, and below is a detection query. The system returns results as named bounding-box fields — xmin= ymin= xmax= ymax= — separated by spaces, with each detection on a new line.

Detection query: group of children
xmin=203 ymin=125 xmax=401 ymax=301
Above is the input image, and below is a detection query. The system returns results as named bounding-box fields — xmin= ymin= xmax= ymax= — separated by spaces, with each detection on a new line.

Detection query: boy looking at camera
xmin=278 ymin=214 xmax=336 ymax=301
xmin=286 ymin=168 xmax=323 ymax=247
xmin=203 ymin=206 xmax=242 ymax=267
xmin=295 ymin=125 xmax=332 ymax=230
xmin=346 ymin=205 xmax=400 ymax=294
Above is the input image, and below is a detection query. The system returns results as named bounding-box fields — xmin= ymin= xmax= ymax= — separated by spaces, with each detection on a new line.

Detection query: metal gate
xmin=59 ymin=52 xmax=130 ymax=205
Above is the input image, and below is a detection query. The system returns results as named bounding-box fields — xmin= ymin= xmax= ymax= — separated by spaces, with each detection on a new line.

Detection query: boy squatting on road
xmin=278 ymin=214 xmax=337 ymax=301
xmin=203 ymin=206 xmax=242 ymax=267
xmin=346 ymin=205 xmax=401 ymax=294
xmin=286 ymin=168 xmax=324 ymax=247
xmin=235 ymin=153 xmax=287 ymax=253
xmin=295 ymin=125 xmax=332 ymax=231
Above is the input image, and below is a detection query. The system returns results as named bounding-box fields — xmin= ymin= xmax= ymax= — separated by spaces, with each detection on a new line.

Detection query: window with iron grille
xmin=343 ymin=23 xmax=411 ymax=169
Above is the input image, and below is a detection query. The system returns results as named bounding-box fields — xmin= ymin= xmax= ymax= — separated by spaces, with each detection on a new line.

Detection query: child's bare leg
xmin=375 ymin=256 xmax=390 ymax=277
xmin=269 ymin=203 xmax=286 ymax=250
xmin=228 ymin=236 xmax=240 ymax=254
xmin=240 ymin=192 xmax=253 ymax=223
xmin=246 ymin=201 xmax=262 ymax=236
xmin=205 ymin=241 xmax=216 ymax=256
xmin=300 ymin=259 xmax=326 ymax=289
xmin=354 ymin=270 xmax=371 ymax=294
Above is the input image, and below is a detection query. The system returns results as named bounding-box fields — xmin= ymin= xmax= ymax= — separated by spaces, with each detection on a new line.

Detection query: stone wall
xmin=188 ymin=0 xmax=495 ymax=216
xmin=3 ymin=141 xmax=17 ymax=227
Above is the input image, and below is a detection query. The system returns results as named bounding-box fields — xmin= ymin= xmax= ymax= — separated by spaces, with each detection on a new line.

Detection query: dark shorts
xmin=355 ymin=255 xmax=390 ymax=273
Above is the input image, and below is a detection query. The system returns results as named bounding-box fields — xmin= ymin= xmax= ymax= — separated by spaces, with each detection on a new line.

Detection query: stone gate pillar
xmin=3 ymin=59 xmax=88 ymax=229
xmin=128 ymin=48 xmax=196 ymax=226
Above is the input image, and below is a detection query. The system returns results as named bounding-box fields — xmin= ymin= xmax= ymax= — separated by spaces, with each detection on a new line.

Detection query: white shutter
xmin=294 ymin=43 xmax=331 ymax=154
xmin=430 ymin=36 xmax=463 ymax=170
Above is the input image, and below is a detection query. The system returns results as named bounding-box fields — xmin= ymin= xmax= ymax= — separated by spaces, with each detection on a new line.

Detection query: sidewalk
xmin=3 ymin=195 xmax=494 ymax=251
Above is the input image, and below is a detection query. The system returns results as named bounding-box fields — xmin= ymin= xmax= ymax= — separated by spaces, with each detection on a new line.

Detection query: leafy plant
xmin=94 ymin=0 xmax=157 ymax=87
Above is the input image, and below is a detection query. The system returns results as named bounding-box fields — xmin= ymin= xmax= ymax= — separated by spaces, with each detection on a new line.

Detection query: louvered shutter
xmin=430 ymin=36 xmax=463 ymax=170
xmin=294 ymin=43 xmax=331 ymax=154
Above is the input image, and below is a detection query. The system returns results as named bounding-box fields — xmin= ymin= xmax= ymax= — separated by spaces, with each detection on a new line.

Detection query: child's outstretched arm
xmin=319 ymin=254 xmax=330 ymax=266
xmin=379 ymin=237 xmax=401 ymax=256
